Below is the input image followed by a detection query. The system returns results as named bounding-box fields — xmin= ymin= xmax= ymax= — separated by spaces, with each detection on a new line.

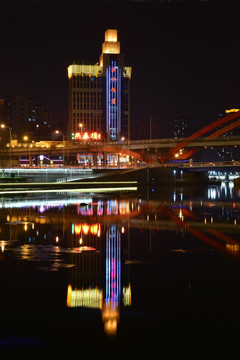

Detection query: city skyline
xmin=0 ymin=0 xmax=239 ymax=139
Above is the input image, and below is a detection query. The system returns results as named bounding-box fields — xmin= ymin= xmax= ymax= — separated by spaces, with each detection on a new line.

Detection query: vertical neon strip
xmin=105 ymin=225 xmax=121 ymax=307
xmin=117 ymin=67 xmax=121 ymax=134
xmin=106 ymin=67 xmax=110 ymax=134
xmin=106 ymin=60 xmax=121 ymax=140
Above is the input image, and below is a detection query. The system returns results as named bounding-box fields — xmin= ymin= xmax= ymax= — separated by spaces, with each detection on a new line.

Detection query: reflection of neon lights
xmin=90 ymin=223 xmax=100 ymax=235
xmin=122 ymin=284 xmax=131 ymax=306
xmin=73 ymin=246 xmax=96 ymax=253
xmin=74 ymin=223 xmax=101 ymax=236
xmin=74 ymin=224 xmax=81 ymax=235
xmin=0 ymin=198 xmax=92 ymax=209
xmin=106 ymin=225 xmax=121 ymax=307
xmin=97 ymin=200 xmax=103 ymax=216
xmin=82 ymin=224 xmax=89 ymax=235
xmin=67 ymin=285 xmax=102 ymax=308
xmin=77 ymin=205 xmax=93 ymax=216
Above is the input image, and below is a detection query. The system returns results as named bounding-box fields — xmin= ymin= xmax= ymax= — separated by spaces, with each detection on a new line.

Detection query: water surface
xmin=1 ymin=182 xmax=240 ymax=352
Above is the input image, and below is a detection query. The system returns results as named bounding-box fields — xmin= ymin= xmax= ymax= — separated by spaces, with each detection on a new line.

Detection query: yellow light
xmin=225 ymin=109 xmax=240 ymax=113
xmin=90 ymin=224 xmax=99 ymax=235
xmin=66 ymin=284 xmax=72 ymax=307
xmin=105 ymin=29 xmax=118 ymax=42
xmin=82 ymin=224 xmax=89 ymax=235
xmin=102 ymin=302 xmax=119 ymax=336
xmin=67 ymin=286 xmax=102 ymax=309
xmin=226 ymin=243 xmax=239 ymax=253
xmin=102 ymin=29 xmax=120 ymax=54
xmin=74 ymin=224 xmax=81 ymax=235
xmin=123 ymin=283 xmax=131 ymax=306
xmin=68 ymin=64 xmax=101 ymax=79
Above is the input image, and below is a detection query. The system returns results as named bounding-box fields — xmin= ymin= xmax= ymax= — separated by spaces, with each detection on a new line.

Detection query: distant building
xmin=173 ymin=115 xmax=194 ymax=139
xmin=217 ymin=109 xmax=240 ymax=161
xmin=68 ymin=29 xmax=132 ymax=141
xmin=0 ymin=94 xmax=52 ymax=141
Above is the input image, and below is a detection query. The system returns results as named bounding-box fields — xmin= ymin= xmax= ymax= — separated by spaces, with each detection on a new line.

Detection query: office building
xmin=173 ymin=115 xmax=194 ymax=139
xmin=68 ymin=29 xmax=132 ymax=141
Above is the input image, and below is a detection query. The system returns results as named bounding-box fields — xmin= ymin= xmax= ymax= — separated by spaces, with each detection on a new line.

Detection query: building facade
xmin=173 ymin=115 xmax=194 ymax=139
xmin=68 ymin=29 xmax=132 ymax=141
xmin=0 ymin=94 xmax=52 ymax=141
xmin=217 ymin=109 xmax=240 ymax=161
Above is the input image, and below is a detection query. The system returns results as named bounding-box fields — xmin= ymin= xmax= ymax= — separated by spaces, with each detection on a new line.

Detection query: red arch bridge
xmin=1 ymin=111 xmax=240 ymax=166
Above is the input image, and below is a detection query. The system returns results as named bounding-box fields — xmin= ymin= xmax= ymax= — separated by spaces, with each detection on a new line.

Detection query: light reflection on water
xmin=1 ymin=181 xmax=240 ymax=346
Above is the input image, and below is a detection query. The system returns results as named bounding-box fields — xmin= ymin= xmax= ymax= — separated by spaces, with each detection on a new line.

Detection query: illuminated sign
xmin=72 ymin=132 xmax=101 ymax=141
xmin=106 ymin=60 xmax=121 ymax=141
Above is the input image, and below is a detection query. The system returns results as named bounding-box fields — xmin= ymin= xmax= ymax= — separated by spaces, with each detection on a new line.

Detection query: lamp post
xmin=0 ymin=124 xmax=12 ymax=168
xmin=56 ymin=130 xmax=65 ymax=166
xmin=23 ymin=136 xmax=32 ymax=167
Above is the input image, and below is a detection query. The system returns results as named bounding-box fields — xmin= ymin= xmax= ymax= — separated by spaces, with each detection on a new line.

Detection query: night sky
xmin=0 ymin=0 xmax=239 ymax=139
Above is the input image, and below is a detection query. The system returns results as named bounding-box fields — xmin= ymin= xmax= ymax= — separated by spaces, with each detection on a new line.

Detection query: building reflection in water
xmin=102 ymin=225 xmax=121 ymax=335
xmin=63 ymin=199 xmax=133 ymax=337
xmin=66 ymin=222 xmax=131 ymax=336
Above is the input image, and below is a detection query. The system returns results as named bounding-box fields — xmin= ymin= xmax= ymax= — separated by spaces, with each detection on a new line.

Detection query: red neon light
xmin=111 ymin=87 xmax=116 ymax=92
xmin=111 ymin=67 xmax=116 ymax=73
xmin=90 ymin=132 xmax=101 ymax=140
xmin=82 ymin=132 xmax=89 ymax=140
xmin=75 ymin=132 xmax=81 ymax=140
xmin=112 ymin=98 xmax=116 ymax=105
xmin=111 ymin=77 xmax=117 ymax=82
xmin=74 ymin=132 xmax=101 ymax=141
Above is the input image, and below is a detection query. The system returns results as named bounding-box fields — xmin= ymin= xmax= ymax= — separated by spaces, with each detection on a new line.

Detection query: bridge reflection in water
xmin=1 ymin=181 xmax=240 ymax=342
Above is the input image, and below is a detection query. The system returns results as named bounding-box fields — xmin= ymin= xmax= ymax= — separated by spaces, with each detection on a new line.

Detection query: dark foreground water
xmin=1 ymin=181 xmax=240 ymax=354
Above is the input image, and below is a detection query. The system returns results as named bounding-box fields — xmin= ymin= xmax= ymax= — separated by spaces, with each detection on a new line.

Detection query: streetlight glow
xmin=55 ymin=130 xmax=65 ymax=166
xmin=0 ymin=124 xmax=12 ymax=167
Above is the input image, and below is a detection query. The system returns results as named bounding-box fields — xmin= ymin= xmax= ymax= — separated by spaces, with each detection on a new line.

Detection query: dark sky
xmin=0 ymin=0 xmax=239 ymax=138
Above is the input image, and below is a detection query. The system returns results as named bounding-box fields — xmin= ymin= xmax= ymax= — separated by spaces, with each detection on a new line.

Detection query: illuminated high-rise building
xmin=68 ymin=29 xmax=132 ymax=141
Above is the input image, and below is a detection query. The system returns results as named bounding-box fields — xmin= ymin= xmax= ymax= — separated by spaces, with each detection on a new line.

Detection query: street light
xmin=79 ymin=123 xmax=83 ymax=137
xmin=55 ymin=130 xmax=65 ymax=166
xmin=0 ymin=124 xmax=12 ymax=168
xmin=23 ymin=136 xmax=32 ymax=167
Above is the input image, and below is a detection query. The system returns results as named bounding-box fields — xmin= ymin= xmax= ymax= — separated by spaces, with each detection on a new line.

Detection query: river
xmin=0 ymin=181 xmax=240 ymax=354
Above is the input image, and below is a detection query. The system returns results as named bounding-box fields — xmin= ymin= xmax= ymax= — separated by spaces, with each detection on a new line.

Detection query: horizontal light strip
xmin=0 ymin=187 xmax=137 ymax=195
xmin=0 ymin=181 xmax=137 ymax=186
